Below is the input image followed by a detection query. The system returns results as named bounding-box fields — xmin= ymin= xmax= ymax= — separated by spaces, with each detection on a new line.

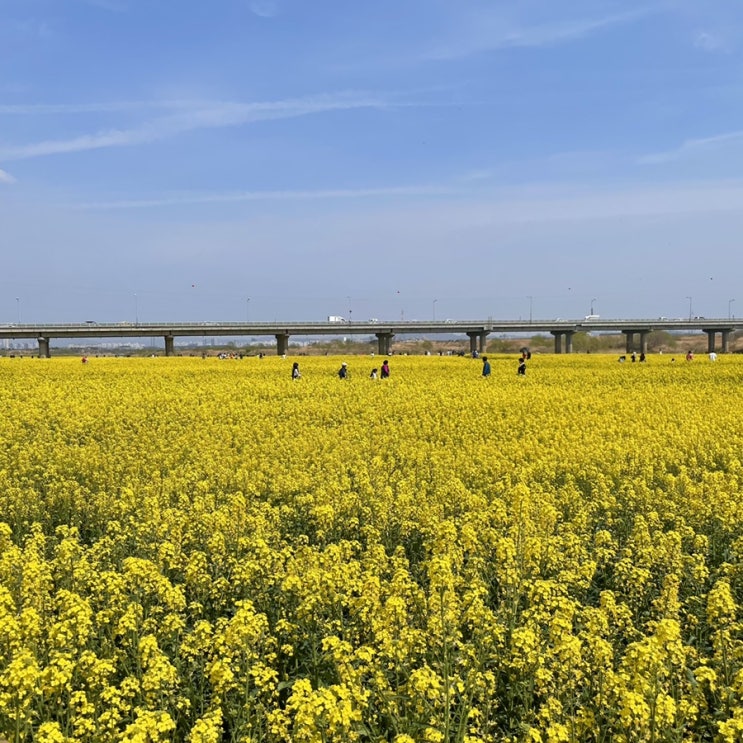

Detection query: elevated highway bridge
xmin=1 ymin=318 xmax=741 ymax=357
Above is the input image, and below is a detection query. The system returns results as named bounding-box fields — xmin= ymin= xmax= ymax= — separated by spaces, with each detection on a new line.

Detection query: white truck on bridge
xmin=327 ymin=316 xmax=346 ymax=323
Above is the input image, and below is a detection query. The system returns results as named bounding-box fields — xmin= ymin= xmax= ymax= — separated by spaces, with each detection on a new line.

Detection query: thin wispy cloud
xmin=0 ymin=168 xmax=16 ymax=184
xmin=0 ymin=92 xmax=390 ymax=161
xmin=457 ymin=170 xmax=494 ymax=183
xmin=1 ymin=18 xmax=53 ymax=40
xmin=341 ymin=179 xmax=743 ymax=228
xmin=77 ymin=184 xmax=452 ymax=210
xmin=424 ymin=8 xmax=653 ymax=61
xmin=249 ymin=0 xmax=279 ymax=19
xmin=477 ymin=180 xmax=743 ymax=223
xmin=0 ymin=100 xmax=201 ymax=115
xmin=75 ymin=178 xmax=743 ymax=224
xmin=0 ymin=94 xmax=460 ymax=116
xmin=639 ymin=131 xmax=743 ymax=164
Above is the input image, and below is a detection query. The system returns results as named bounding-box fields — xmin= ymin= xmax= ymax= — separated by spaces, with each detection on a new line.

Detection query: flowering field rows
xmin=1 ymin=355 xmax=742 ymax=742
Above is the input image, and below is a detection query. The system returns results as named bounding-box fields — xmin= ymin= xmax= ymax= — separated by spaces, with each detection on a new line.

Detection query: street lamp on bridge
xmin=527 ymin=296 xmax=533 ymax=323
xmin=730 ymin=298 xmax=736 ymax=319
xmin=590 ymin=297 xmax=597 ymax=316
xmin=15 ymin=297 xmax=20 ymax=324
xmin=686 ymin=296 xmax=693 ymax=320
xmin=433 ymin=299 xmax=438 ymax=321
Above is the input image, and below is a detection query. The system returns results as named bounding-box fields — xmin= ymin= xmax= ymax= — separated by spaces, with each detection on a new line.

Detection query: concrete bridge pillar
xmin=640 ymin=331 xmax=649 ymax=355
xmin=467 ymin=332 xmax=479 ymax=354
xmin=722 ymin=330 xmax=731 ymax=354
xmin=37 ymin=337 xmax=50 ymax=358
xmin=705 ymin=330 xmax=716 ymax=354
xmin=550 ymin=331 xmax=574 ymax=354
xmin=376 ymin=332 xmax=393 ymax=355
xmin=479 ymin=331 xmax=489 ymax=352
xmin=275 ymin=333 xmax=289 ymax=355
xmin=624 ymin=331 xmax=635 ymax=353
xmin=164 ymin=335 xmax=175 ymax=356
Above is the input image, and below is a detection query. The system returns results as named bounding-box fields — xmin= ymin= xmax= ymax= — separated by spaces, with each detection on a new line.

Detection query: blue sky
xmin=1 ymin=0 xmax=742 ymax=323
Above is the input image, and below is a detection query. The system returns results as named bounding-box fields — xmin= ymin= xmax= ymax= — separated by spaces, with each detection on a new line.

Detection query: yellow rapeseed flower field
xmin=1 ymin=353 xmax=742 ymax=742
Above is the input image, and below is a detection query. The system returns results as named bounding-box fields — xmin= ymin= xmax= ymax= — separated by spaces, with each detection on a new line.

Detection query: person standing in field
xmin=292 ymin=362 xmax=301 ymax=380
xmin=370 ymin=368 xmax=378 ymax=380
xmin=338 ymin=362 xmax=348 ymax=379
xmin=482 ymin=356 xmax=491 ymax=377
xmin=517 ymin=358 xmax=526 ymax=376
xmin=381 ymin=359 xmax=390 ymax=378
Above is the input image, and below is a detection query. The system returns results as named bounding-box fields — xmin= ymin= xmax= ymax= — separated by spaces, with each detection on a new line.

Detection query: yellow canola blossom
xmin=0 ymin=353 xmax=742 ymax=741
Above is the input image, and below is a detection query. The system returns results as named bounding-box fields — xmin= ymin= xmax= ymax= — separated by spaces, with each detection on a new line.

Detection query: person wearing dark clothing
xmin=381 ymin=360 xmax=390 ymax=378
xmin=482 ymin=356 xmax=491 ymax=377
xmin=292 ymin=362 xmax=301 ymax=380
xmin=517 ymin=359 xmax=526 ymax=375
xmin=338 ymin=362 xmax=348 ymax=379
